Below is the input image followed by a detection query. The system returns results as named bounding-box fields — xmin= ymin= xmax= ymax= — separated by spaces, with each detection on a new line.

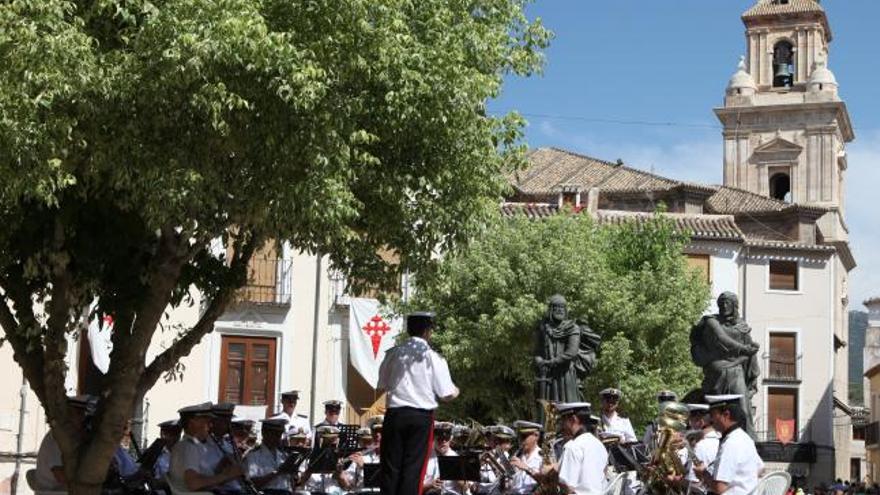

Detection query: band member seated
xmin=231 ymin=417 xmax=256 ymax=457
xmin=204 ymin=402 xmax=243 ymax=493
xmin=301 ymin=425 xmax=349 ymax=493
xmin=599 ymin=388 xmax=637 ymax=444
xmin=556 ymin=402 xmax=608 ymax=495
xmin=244 ymin=418 xmax=293 ymax=495
xmin=684 ymin=403 xmax=719 ymax=495
xmin=342 ymin=427 xmax=377 ymax=491
xmin=423 ymin=422 xmax=467 ymax=495
xmin=451 ymin=424 xmax=471 ymax=451
xmin=509 ymin=421 xmax=544 ymax=494
xmin=35 ymin=395 xmax=95 ymax=491
xmin=694 ymin=395 xmax=763 ymax=495
xmin=643 ymin=390 xmax=678 ymax=447
xmin=170 ymin=402 xmax=242 ymax=492
xmin=151 ymin=419 xmax=182 ymax=491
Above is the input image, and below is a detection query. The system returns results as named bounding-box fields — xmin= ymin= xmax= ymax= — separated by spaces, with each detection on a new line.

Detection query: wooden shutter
xmin=767 ymin=387 xmax=798 ymax=440
xmin=219 ymin=336 xmax=277 ymax=416
xmin=686 ymin=254 xmax=711 ymax=284
xmin=769 ymin=260 xmax=798 ymax=291
xmin=769 ymin=333 xmax=796 ymax=380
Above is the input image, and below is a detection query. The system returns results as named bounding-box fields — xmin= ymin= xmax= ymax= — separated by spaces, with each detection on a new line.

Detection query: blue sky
xmin=489 ymin=0 xmax=879 ymax=312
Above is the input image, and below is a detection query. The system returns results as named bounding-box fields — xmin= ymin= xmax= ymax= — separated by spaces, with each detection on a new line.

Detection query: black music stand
xmin=437 ymin=453 xmax=481 ymax=482
xmin=307 ymin=446 xmax=340 ymax=474
xmin=337 ymin=424 xmax=361 ymax=453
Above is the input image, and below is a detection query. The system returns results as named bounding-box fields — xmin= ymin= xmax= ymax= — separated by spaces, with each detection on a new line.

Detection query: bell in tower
xmin=773 ymin=41 xmax=794 ymax=88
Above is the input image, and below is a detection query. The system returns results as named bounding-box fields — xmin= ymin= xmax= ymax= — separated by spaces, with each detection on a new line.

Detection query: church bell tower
xmin=714 ymin=0 xmax=853 ymax=216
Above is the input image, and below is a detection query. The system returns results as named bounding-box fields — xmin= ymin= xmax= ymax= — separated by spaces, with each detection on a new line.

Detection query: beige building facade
xmin=864 ymin=298 xmax=880 ymax=482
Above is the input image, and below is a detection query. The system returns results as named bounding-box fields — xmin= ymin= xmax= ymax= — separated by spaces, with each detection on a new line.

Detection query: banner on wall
xmin=348 ymin=298 xmax=402 ymax=388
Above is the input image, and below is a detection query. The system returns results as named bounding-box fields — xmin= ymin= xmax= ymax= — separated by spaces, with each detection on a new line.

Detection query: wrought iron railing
xmin=763 ymin=353 xmax=802 ymax=382
xmin=236 ymin=258 xmax=292 ymax=305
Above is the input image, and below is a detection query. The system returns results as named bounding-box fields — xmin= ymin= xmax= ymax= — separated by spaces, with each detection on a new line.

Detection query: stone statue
xmin=690 ymin=292 xmax=761 ymax=437
xmin=534 ymin=294 xmax=601 ymax=403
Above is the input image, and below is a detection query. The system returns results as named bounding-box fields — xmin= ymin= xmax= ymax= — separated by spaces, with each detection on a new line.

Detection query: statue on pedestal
xmin=534 ymin=294 xmax=601 ymax=403
xmin=690 ymin=292 xmax=760 ymax=437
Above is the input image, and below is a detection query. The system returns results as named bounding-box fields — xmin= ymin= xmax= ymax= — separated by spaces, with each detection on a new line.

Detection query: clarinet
xmin=210 ymin=433 xmax=262 ymax=495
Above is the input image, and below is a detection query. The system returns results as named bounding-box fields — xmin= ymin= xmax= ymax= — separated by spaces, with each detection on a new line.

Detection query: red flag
xmin=776 ymin=418 xmax=796 ymax=445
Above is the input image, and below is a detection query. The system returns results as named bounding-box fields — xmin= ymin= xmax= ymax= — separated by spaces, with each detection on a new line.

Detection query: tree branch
xmin=137 ymin=231 xmax=262 ymax=395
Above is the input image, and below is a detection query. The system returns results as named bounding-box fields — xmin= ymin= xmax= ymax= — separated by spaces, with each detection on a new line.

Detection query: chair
xmin=750 ymin=471 xmax=792 ymax=495
xmin=25 ymin=469 xmax=68 ymax=495
xmin=164 ymin=474 xmax=213 ymax=495
xmin=604 ymin=472 xmax=627 ymax=495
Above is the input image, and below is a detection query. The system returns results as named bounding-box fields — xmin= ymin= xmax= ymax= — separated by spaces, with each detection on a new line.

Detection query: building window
xmin=769 ymin=260 xmax=798 ymax=291
xmin=768 ymin=333 xmax=798 ymax=381
xmin=769 ymin=172 xmax=791 ymax=202
xmin=219 ymin=335 xmax=277 ymax=415
xmin=773 ymin=41 xmax=795 ymax=88
xmin=767 ymin=387 xmax=798 ymax=441
xmin=854 ymin=424 xmax=866 ymax=441
xmin=685 ymin=254 xmax=711 ymax=284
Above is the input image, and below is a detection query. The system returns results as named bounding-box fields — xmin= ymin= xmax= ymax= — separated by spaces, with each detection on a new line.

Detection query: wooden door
xmin=219 ymin=336 xmax=277 ymax=416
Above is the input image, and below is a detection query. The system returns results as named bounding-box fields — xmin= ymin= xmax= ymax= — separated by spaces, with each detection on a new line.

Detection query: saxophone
xmin=533 ymin=400 xmax=565 ymax=495
xmin=643 ymin=402 xmax=690 ymax=495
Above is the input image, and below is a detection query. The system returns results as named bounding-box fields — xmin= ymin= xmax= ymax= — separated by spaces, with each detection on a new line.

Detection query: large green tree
xmin=409 ymin=210 xmax=709 ymax=429
xmin=0 ymin=0 xmax=549 ymax=492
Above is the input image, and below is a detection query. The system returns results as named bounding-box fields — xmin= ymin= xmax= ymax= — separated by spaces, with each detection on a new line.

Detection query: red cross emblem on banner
xmin=362 ymin=315 xmax=391 ymax=359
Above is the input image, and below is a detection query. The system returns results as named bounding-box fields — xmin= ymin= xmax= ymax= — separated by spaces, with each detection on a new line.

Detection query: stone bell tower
xmin=714 ymin=0 xmax=853 ymax=220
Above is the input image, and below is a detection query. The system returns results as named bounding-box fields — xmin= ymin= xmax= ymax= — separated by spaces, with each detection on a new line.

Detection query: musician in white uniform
xmin=273 ymin=390 xmax=311 ymax=442
xmin=510 ymin=421 xmax=544 ymax=494
xmin=203 ymin=402 xmax=243 ymax=494
xmin=344 ymin=427 xmax=380 ymax=491
xmin=153 ymin=419 xmax=182 ymax=482
xmin=598 ymin=388 xmax=637 ymax=444
xmin=170 ymin=402 xmax=242 ymax=492
xmin=302 ymin=425 xmax=348 ymax=494
xmin=556 ymin=402 xmax=607 ymax=495
xmin=35 ymin=395 xmax=94 ymax=491
xmin=423 ymin=422 xmax=466 ymax=495
xmin=685 ymin=403 xmax=721 ymax=495
xmin=695 ymin=395 xmax=763 ymax=495
xmin=244 ymin=418 xmax=294 ymax=494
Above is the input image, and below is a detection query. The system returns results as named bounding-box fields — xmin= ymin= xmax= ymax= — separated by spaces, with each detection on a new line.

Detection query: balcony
xmin=235 ymin=258 xmax=292 ymax=305
xmin=866 ymin=421 xmax=880 ymax=447
xmin=763 ymin=352 xmax=802 ymax=383
xmin=755 ymin=430 xmax=816 ymax=463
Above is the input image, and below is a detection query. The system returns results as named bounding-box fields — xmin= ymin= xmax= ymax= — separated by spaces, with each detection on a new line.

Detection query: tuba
xmin=643 ymin=402 xmax=690 ymax=495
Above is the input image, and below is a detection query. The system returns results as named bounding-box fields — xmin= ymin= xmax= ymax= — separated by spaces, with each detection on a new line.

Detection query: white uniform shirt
xmin=711 ymin=428 xmax=763 ymax=495
xmin=304 ymin=471 xmax=342 ymax=493
xmin=378 ymin=336 xmax=457 ymax=410
xmin=601 ymin=413 xmax=637 ymax=444
xmin=558 ymin=431 xmax=608 ymax=495
xmin=424 ymin=448 xmax=463 ymax=495
xmin=244 ymin=444 xmax=291 ymax=492
xmin=35 ymin=432 xmax=64 ymax=490
xmin=170 ymin=435 xmax=211 ymax=486
xmin=510 ymin=447 xmax=543 ymax=494
xmin=203 ymin=434 xmax=242 ymax=491
xmin=273 ymin=411 xmax=312 ymax=438
xmin=154 ymin=447 xmax=172 ymax=479
xmin=344 ymin=450 xmax=380 ymax=489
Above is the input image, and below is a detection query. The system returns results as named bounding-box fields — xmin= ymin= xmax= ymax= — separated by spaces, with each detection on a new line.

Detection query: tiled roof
xmin=705 ymin=186 xmax=829 ymax=215
xmin=743 ymin=0 xmax=824 ymax=18
xmin=705 ymin=186 xmax=790 ymax=213
xmin=743 ymin=239 xmax=835 ymax=252
xmin=595 ymin=211 xmax=745 ymax=242
xmin=512 ymin=148 xmax=679 ymax=195
xmin=514 ymin=147 xmax=829 ymax=216
xmin=500 ymin=204 xmax=746 ymax=242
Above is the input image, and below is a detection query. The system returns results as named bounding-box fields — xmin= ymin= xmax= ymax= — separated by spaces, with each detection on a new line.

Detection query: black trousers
xmin=380 ymin=406 xmax=434 ymax=495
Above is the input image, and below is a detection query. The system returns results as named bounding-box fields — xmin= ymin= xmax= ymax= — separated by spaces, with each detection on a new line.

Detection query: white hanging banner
xmin=88 ymin=313 xmax=114 ymax=374
xmin=349 ymin=298 xmax=402 ymax=389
